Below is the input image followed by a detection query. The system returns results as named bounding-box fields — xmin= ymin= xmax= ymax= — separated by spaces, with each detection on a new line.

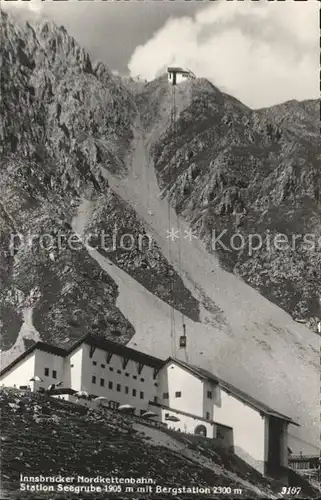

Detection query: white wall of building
xmin=63 ymin=345 xmax=84 ymax=393
xmin=214 ymin=388 xmax=266 ymax=474
xmin=203 ymin=379 xmax=219 ymax=421
xmin=168 ymin=72 xmax=189 ymax=85
xmin=157 ymin=362 xmax=204 ymax=417
xmin=162 ymin=407 xmax=215 ymax=438
xmin=157 ymin=362 xmax=219 ymax=423
xmin=148 ymin=403 xmax=215 ymax=438
xmin=80 ymin=343 xmax=158 ymax=415
xmin=0 ymin=352 xmax=36 ymax=389
xmin=34 ymin=351 xmax=64 ymax=391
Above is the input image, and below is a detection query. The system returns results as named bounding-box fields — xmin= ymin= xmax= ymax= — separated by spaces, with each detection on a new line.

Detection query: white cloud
xmin=2 ymin=0 xmax=43 ymax=16
xmin=128 ymin=0 xmax=319 ymax=108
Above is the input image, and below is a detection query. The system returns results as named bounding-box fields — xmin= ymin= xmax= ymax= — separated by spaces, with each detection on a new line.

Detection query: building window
xmin=125 ymin=386 xmax=129 ymax=394
xmin=108 ymin=381 xmax=113 ymax=390
xmin=206 ymin=412 xmax=210 ymax=420
xmin=140 ymin=378 xmax=145 ymax=382
xmin=70 ymin=364 xmax=74 ymax=368
xmin=207 ymin=391 xmax=212 ymax=399
xmin=116 ymin=384 xmax=121 ymax=392
xmin=109 ymin=400 xmax=120 ymax=410
xmin=117 ymin=370 xmax=121 ymax=374
xmin=132 ymin=389 xmax=136 ymax=397
xmin=100 ymin=379 xmax=105 ymax=387
xmin=140 ymin=391 xmax=144 ymax=399
xmin=93 ymin=361 xmax=97 ymax=366
xmin=52 ymin=370 xmax=57 ymax=379
xmin=163 ymin=392 xmax=169 ymax=399
xmin=175 ymin=391 xmax=182 ymax=398
xmin=44 ymin=368 xmax=49 ymax=377
xmin=125 ymin=373 xmax=129 ymax=377
xmin=109 ymin=367 xmax=114 ymax=372
xmin=92 ymin=376 xmax=96 ymax=384
xmin=154 ymin=382 xmax=158 ymax=387
xmin=153 ymin=396 xmax=158 ymax=403
xmin=133 ymin=375 xmax=137 ymax=380
xmin=101 ymin=364 xmax=105 ymax=369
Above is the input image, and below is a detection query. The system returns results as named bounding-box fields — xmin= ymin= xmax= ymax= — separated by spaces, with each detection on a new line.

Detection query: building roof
xmin=165 ymin=358 xmax=299 ymax=426
xmin=167 ymin=67 xmax=192 ymax=75
xmin=166 ymin=358 xmax=219 ymax=384
xmin=0 ymin=342 xmax=67 ymax=378
xmin=167 ymin=66 xmax=187 ymax=72
xmin=71 ymin=334 xmax=164 ymax=369
xmin=0 ymin=334 xmax=165 ymax=379
xmin=50 ymin=387 xmax=76 ymax=396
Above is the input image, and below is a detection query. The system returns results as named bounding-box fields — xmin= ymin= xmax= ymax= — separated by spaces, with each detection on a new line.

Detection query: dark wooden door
xmin=267 ymin=416 xmax=283 ymax=477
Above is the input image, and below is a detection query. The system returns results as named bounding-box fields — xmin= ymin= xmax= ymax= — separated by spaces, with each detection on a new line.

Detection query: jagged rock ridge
xmin=0 ymin=11 xmax=199 ymax=355
xmin=145 ymin=78 xmax=320 ymax=329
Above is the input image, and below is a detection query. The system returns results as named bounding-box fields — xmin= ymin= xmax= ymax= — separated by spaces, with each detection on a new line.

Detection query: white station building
xmin=167 ymin=67 xmax=196 ymax=86
xmin=0 ymin=333 xmax=298 ymax=478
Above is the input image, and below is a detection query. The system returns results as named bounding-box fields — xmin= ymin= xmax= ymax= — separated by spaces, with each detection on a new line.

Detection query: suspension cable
xmin=171 ymin=82 xmax=188 ymax=361
xmin=172 ymin=86 xmax=188 ymax=362
xmin=173 ymin=86 xmax=186 ymax=331
xmin=168 ymin=85 xmax=176 ymax=357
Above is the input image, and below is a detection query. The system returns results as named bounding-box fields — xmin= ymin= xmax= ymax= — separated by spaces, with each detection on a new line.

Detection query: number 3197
xmin=281 ymin=486 xmax=302 ymax=495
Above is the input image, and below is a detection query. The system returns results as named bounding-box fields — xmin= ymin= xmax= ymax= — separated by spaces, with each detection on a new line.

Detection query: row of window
xmin=91 ymin=362 xmax=157 ymax=385
xmin=44 ymin=365 xmax=159 ymax=392
xmin=162 ymin=391 xmax=212 ymax=399
xmin=163 ymin=391 xmax=181 ymax=399
xmin=91 ymin=376 xmax=144 ymax=399
xmin=44 ymin=368 xmax=57 ymax=379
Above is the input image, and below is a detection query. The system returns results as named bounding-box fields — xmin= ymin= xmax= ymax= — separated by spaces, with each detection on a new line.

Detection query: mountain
xmin=0 ymin=12 xmax=198 ymax=356
xmin=0 ymin=11 xmax=319 ymax=459
xmin=147 ymin=79 xmax=321 ymax=328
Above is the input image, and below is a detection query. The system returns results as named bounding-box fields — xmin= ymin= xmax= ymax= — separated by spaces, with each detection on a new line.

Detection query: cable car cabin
xmin=167 ymin=67 xmax=196 ymax=86
xmin=179 ymin=336 xmax=187 ymax=348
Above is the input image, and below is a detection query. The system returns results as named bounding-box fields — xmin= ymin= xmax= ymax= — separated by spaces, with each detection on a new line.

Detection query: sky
xmin=2 ymin=0 xmax=319 ymax=108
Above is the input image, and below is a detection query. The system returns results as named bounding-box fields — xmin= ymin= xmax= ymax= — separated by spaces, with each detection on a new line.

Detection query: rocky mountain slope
xmin=1 ymin=388 xmax=318 ymax=500
xmin=0 ymin=11 xmax=198 ymax=356
xmin=0 ymin=11 xmax=319 ymax=460
xmin=148 ymin=79 xmax=321 ymax=329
